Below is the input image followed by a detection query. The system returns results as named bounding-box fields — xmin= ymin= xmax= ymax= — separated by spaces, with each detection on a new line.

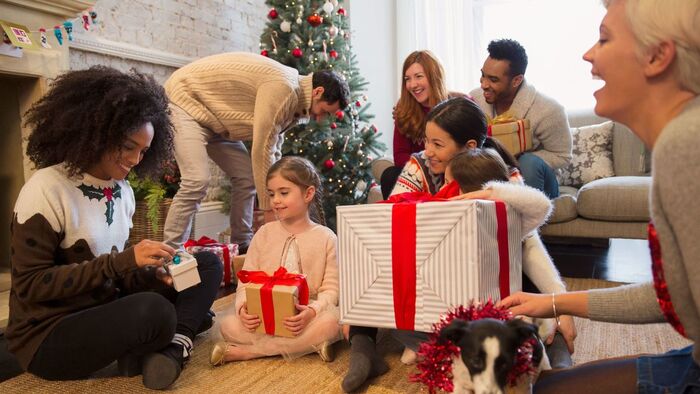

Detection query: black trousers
xmin=28 ymin=251 xmax=222 ymax=380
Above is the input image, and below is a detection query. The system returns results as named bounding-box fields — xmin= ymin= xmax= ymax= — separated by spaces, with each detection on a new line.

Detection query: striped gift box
xmin=336 ymin=200 xmax=522 ymax=332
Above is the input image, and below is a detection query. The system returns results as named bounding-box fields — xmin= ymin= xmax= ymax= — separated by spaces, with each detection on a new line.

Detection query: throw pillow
xmin=557 ymin=121 xmax=615 ymax=187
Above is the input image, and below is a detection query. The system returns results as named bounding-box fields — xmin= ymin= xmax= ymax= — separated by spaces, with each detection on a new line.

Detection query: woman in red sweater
xmin=381 ymin=51 xmax=466 ymax=199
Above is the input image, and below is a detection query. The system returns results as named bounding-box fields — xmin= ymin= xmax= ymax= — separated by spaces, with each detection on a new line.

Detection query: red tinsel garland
xmin=410 ymin=300 xmax=539 ymax=393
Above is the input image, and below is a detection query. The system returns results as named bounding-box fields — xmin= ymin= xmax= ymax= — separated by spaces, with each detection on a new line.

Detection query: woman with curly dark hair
xmin=6 ymin=66 xmax=222 ymax=390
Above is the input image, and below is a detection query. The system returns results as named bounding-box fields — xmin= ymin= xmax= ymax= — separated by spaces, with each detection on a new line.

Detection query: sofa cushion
xmin=577 ymin=176 xmax=651 ymax=221
xmin=612 ymin=123 xmax=651 ymax=176
xmin=549 ymin=193 xmax=578 ymax=224
xmin=558 ymin=121 xmax=615 ymax=187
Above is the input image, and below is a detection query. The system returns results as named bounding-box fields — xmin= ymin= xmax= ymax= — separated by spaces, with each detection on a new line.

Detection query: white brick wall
xmin=70 ymin=0 xmax=268 ymax=73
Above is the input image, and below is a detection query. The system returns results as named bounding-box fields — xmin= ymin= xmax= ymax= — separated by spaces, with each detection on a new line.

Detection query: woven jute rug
xmin=0 ymin=278 xmax=691 ymax=393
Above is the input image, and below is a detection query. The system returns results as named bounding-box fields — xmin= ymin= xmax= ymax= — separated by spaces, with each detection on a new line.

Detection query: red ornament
xmin=335 ymin=110 xmax=344 ymax=120
xmin=329 ymin=50 xmax=338 ymax=59
xmin=355 ymin=100 xmax=362 ymax=107
xmin=292 ymin=47 xmax=303 ymax=58
xmin=324 ymin=159 xmax=335 ymax=169
xmin=260 ymin=49 xmax=269 ymax=57
xmin=330 ymin=122 xmax=338 ymax=129
xmin=337 ymin=7 xmax=346 ymax=16
xmin=268 ymin=8 xmax=278 ymax=19
xmin=307 ymin=13 xmax=323 ymax=27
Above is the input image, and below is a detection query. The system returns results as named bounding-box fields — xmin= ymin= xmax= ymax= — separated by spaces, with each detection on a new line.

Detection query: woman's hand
xmin=133 ymin=239 xmax=176 ymax=268
xmin=497 ymin=292 xmax=554 ymax=318
xmin=240 ymin=302 xmax=261 ymax=331
xmin=555 ymin=315 xmax=577 ymax=353
xmin=448 ymin=189 xmax=494 ymax=201
xmin=284 ymin=304 xmax=317 ymax=336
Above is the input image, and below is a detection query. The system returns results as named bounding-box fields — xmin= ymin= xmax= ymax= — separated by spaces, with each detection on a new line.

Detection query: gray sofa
xmin=541 ymin=112 xmax=651 ymax=240
xmin=368 ymin=111 xmax=652 ymax=240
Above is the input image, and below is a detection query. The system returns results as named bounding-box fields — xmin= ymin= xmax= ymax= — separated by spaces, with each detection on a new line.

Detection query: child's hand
xmin=448 ymin=188 xmax=494 ymax=201
xmin=284 ymin=304 xmax=316 ymax=336
xmin=133 ymin=240 xmax=176 ymax=268
xmin=240 ymin=302 xmax=261 ymax=331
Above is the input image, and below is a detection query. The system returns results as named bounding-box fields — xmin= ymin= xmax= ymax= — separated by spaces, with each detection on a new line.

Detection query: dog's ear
xmin=440 ymin=319 xmax=471 ymax=344
xmin=506 ymin=318 xmax=539 ymax=343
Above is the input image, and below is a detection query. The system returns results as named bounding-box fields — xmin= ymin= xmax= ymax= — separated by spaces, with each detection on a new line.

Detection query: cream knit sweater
xmin=165 ymin=52 xmax=314 ymax=209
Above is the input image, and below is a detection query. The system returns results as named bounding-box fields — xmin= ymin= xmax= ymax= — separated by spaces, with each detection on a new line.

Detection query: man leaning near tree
xmin=470 ymin=39 xmax=572 ymax=199
xmin=163 ymin=52 xmax=350 ymax=252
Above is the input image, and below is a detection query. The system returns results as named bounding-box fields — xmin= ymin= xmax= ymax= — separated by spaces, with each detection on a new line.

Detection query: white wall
xmin=347 ymin=0 xmax=397 ymax=157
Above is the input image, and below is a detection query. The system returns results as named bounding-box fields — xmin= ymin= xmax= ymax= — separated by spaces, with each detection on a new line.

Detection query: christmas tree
xmin=259 ymin=0 xmax=386 ymax=229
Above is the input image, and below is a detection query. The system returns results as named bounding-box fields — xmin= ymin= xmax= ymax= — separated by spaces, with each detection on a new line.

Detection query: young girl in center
xmin=211 ymin=156 xmax=341 ymax=365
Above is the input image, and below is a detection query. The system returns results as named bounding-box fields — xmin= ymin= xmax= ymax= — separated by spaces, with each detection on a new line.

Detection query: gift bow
xmin=487 ymin=112 xmax=517 ymax=126
xmin=185 ymin=236 xmax=235 ymax=286
xmin=237 ymin=267 xmax=309 ymax=335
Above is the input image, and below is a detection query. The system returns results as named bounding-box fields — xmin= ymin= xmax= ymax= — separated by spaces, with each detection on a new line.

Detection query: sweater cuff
xmin=114 ymin=246 xmax=137 ymax=275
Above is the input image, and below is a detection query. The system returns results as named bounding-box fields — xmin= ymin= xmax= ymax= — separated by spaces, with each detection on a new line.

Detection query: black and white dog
xmin=440 ymin=318 xmax=552 ymax=394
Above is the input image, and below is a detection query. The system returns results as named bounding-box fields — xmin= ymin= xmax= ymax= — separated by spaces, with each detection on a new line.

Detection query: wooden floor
xmin=0 ymin=237 xmax=653 ymax=383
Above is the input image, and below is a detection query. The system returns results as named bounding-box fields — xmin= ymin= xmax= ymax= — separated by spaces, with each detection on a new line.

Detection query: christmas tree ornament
xmin=355 ymin=100 xmax=362 ymax=107
xmin=322 ymin=40 xmax=328 ymax=61
xmin=329 ymin=50 xmax=338 ymax=59
xmin=39 ymin=28 xmax=51 ymax=49
xmin=328 ymin=25 xmax=338 ymax=38
xmin=351 ymin=109 xmax=358 ymax=116
xmin=322 ymin=0 xmax=334 ymax=14
xmin=363 ymin=94 xmax=368 ymax=101
xmin=357 ymin=180 xmax=367 ymax=192
xmin=330 ymin=122 xmax=338 ymax=129
xmin=268 ymin=8 xmax=279 ymax=19
xmin=296 ymin=17 xmax=303 ymax=24
xmin=307 ymin=37 xmax=313 ymax=47
xmin=292 ymin=47 xmax=303 ymax=58
xmin=270 ymin=31 xmax=279 ymax=54
xmin=260 ymin=49 xmax=269 ymax=57
xmin=335 ymin=110 xmax=344 ymax=120
xmin=82 ymin=12 xmax=90 ymax=31
xmin=326 ymin=140 xmax=333 ymax=148
xmin=324 ymin=159 xmax=335 ymax=169
xmin=90 ymin=10 xmax=98 ymax=24
xmin=53 ymin=25 xmax=63 ymax=46
xmin=63 ymin=21 xmax=74 ymax=41
xmin=280 ymin=20 xmax=292 ymax=33
xmin=307 ymin=13 xmax=323 ymax=27
xmin=337 ymin=7 xmax=346 ymax=16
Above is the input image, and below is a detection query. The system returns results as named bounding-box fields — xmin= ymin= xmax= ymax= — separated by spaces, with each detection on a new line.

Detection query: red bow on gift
xmin=185 ymin=236 xmax=235 ymax=286
xmin=237 ymin=267 xmax=310 ymax=335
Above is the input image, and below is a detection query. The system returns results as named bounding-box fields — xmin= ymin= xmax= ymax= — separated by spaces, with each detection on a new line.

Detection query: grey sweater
xmin=588 ymin=96 xmax=700 ymax=363
xmin=470 ymin=82 xmax=572 ymax=169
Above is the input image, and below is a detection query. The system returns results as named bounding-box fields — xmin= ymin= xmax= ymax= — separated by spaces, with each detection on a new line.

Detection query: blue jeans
xmin=637 ymin=345 xmax=700 ymax=394
xmin=518 ymin=153 xmax=559 ymax=199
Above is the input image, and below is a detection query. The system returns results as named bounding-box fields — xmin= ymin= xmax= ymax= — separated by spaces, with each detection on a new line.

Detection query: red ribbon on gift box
xmin=383 ymin=194 xmax=511 ymax=331
xmin=237 ymin=267 xmax=309 ymax=335
xmin=185 ymin=236 xmax=234 ymax=286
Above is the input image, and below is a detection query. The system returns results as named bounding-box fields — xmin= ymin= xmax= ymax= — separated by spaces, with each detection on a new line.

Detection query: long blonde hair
xmin=393 ymin=50 xmax=449 ymax=143
xmin=266 ymin=156 xmax=326 ymax=226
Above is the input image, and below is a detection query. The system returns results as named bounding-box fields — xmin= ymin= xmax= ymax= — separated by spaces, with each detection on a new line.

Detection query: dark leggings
xmin=28 ymin=251 xmax=222 ymax=380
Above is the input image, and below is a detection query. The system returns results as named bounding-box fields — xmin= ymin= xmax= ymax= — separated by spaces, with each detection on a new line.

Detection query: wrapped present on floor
xmin=184 ymin=236 xmax=238 ymax=287
xmin=238 ymin=267 xmax=309 ymax=338
xmin=337 ymin=196 xmax=522 ymax=332
xmin=487 ymin=116 xmax=532 ymax=156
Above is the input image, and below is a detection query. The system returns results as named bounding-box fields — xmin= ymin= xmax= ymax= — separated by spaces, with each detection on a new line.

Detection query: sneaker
xmin=196 ymin=310 xmax=215 ymax=335
xmin=142 ymin=343 xmax=185 ymax=390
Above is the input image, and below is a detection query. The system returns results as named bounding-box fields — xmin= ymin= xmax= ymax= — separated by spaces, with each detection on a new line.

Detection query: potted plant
xmin=127 ymin=160 xmax=180 ymax=243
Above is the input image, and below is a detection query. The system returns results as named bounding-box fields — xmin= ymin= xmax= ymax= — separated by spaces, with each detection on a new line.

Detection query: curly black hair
xmin=487 ymin=39 xmax=528 ymax=77
xmin=24 ymin=66 xmax=173 ymax=178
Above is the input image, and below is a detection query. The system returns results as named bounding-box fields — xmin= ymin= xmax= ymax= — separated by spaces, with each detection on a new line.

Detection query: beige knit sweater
xmin=165 ymin=52 xmax=314 ymax=210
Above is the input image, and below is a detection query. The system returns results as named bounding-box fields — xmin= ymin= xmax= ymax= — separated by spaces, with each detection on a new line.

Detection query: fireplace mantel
xmin=0 ymin=0 xmax=95 ymax=19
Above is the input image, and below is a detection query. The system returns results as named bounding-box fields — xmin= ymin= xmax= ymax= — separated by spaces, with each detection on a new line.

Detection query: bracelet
xmin=551 ymin=293 xmax=561 ymax=327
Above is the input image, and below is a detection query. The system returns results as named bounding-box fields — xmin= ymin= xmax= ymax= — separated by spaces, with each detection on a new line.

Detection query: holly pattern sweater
xmin=6 ymin=164 xmax=145 ymax=370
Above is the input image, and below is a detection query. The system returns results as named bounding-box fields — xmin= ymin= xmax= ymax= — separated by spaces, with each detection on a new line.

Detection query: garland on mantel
xmin=1 ymin=7 xmax=97 ymax=51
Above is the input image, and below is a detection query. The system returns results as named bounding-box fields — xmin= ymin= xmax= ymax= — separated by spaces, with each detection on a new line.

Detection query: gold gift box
xmin=245 ymin=284 xmax=300 ymax=338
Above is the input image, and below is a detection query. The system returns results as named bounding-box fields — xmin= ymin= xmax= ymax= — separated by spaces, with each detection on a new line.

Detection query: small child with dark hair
xmin=445 ymin=148 xmax=510 ymax=193
xmin=7 ymin=66 xmax=222 ymax=390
